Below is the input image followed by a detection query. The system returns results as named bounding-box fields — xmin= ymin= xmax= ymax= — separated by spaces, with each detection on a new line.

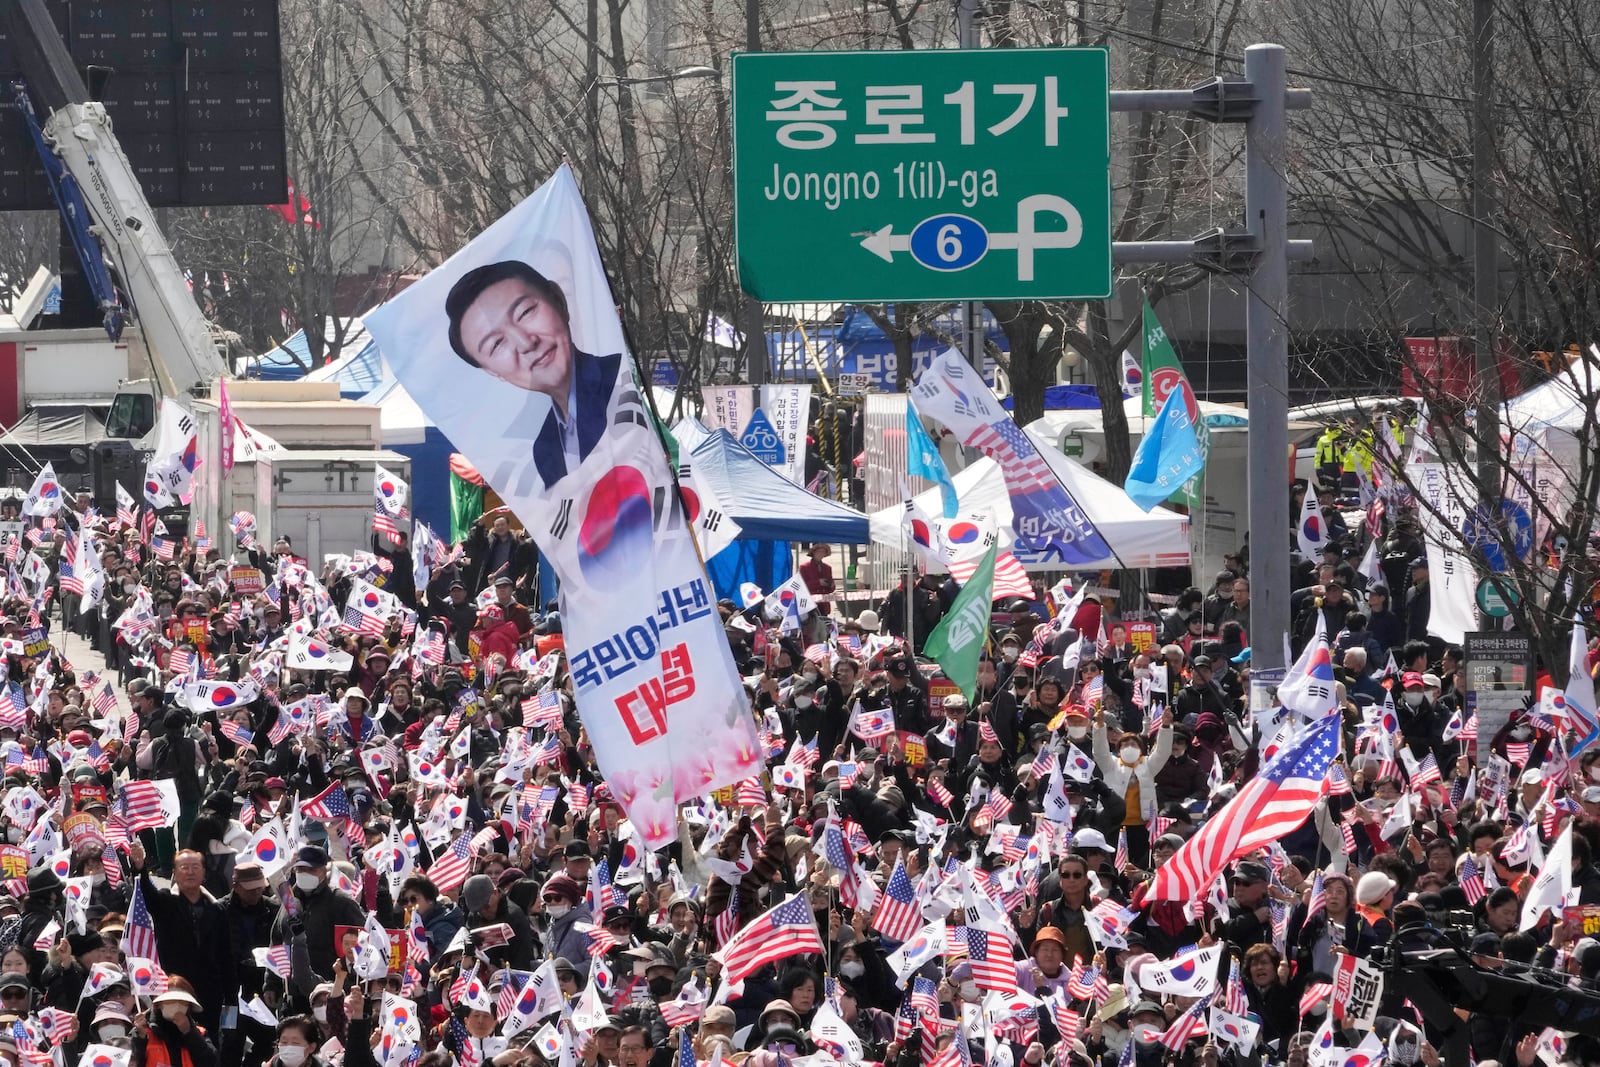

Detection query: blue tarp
xmin=689 ymin=429 xmax=870 ymax=544
xmin=304 ymin=337 xmax=384 ymax=397
xmin=1000 ymin=384 xmax=1103 ymax=411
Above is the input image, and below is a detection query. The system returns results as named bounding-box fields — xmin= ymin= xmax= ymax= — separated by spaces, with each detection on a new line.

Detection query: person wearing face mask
xmin=135 ymin=986 xmax=217 ymax=1067
xmin=270 ymin=845 xmax=364 ymax=978
xmin=91 ymin=1002 xmax=135 ymax=1048
xmin=924 ymin=694 xmax=979 ymax=769
xmin=1091 ymin=704 xmax=1173 ymax=870
xmin=269 ymin=1016 xmax=328 ymax=1067
xmin=222 ymin=863 xmax=304 ymax=1067
xmin=1395 ymin=672 xmax=1445 ymax=758
xmin=539 ymin=874 xmax=591 ymax=964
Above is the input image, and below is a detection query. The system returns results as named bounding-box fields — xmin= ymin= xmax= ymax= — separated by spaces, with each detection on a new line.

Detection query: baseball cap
xmin=1401 ymin=671 xmax=1426 ymax=689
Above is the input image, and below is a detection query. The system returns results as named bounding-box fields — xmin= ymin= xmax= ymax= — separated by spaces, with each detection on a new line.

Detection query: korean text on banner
xmin=364 ymin=165 xmax=762 ymax=847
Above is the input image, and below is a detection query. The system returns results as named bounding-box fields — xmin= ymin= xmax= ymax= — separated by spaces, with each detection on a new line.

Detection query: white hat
xmin=1421 ymin=673 xmax=1441 ymax=689
xmin=152 ymin=990 xmax=202 ymax=1011
xmin=1520 ymin=768 xmax=1544 ymax=786
xmin=1072 ymin=828 xmax=1111 ymax=853
xmin=855 ymin=610 xmax=881 ymax=633
xmin=1355 ymin=871 xmax=1396 ymax=906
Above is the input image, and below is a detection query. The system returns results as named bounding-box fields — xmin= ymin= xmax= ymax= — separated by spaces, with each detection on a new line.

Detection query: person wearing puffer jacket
xmin=541 ymin=873 xmax=592 ymax=963
xmin=1091 ymin=705 xmax=1172 ymax=870
xmin=474 ymin=604 xmax=522 ymax=661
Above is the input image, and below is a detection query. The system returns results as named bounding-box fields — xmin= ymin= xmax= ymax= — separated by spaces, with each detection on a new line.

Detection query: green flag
xmin=449 ymin=471 xmax=484 ymax=546
xmin=923 ymin=542 xmax=997 ymax=700
xmin=1139 ymin=298 xmax=1209 ymax=507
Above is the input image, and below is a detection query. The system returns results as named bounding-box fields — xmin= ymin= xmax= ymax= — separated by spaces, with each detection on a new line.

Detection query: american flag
xmin=909 ymin=974 xmax=940 ymax=1021
xmin=1028 ymin=746 xmax=1054 ymax=781
xmin=219 ymin=720 xmax=254 ymax=748
xmin=522 ymin=691 xmax=563 ymax=729
xmin=150 ymin=536 xmax=177 ymax=561
xmin=0 ymin=687 xmax=22 ymax=731
xmin=981 ymin=791 xmax=1013 ymax=824
xmin=301 ymin=783 xmax=353 ymax=820
xmin=713 ymin=891 xmax=824 ymax=983
xmin=712 ymin=887 xmax=740 ymax=948
xmin=1507 ymin=741 xmax=1532 ymax=766
xmin=88 ymin=679 xmax=118 ymax=715
xmin=963 ymin=926 xmax=1018 ymax=993
xmin=851 ymin=704 xmax=895 ymax=740
xmin=1413 ymin=753 xmax=1442 ymax=786
xmin=1050 ymin=998 xmax=1081 ymax=1046
xmin=167 ymin=647 xmax=195 ymax=678
xmin=120 ymin=780 xmax=169 ymax=832
xmin=1306 ymin=871 xmax=1327 ymax=919
xmin=929 ymin=1024 xmax=972 ymax=1067
xmin=124 ymin=878 xmax=160 ymax=963
xmin=1158 ymin=995 xmax=1210 ymax=1051
xmin=1114 ymin=829 xmax=1130 ymax=872
xmin=1225 ymin=957 xmax=1247 ymax=1015
xmin=428 ymin=832 xmax=474 ymax=894
xmin=736 ymin=777 xmax=766 ymax=806
xmin=1298 ymin=982 xmax=1333 ymax=1020
xmin=948 ymin=549 xmax=1034 ymax=600
xmin=494 ymin=971 xmax=531 ymax=1018
xmin=1325 ymin=763 xmax=1352 ymax=796
xmin=21 ymin=747 xmax=46 ymax=775
xmin=1149 ymin=715 xmax=1341 ymax=901
xmin=1084 ymin=674 xmax=1105 ymax=705
xmin=84 ymin=742 xmax=110 ymax=772
xmin=978 ymin=720 xmax=999 ymax=744
xmin=659 ymin=985 xmax=707 ymax=1027
xmin=790 ymin=736 xmax=820 ymax=768
xmin=822 ymin=819 xmax=867 ymax=908
xmin=872 ymin=860 xmax=921 ymax=942
xmin=927 ymin=777 xmax=954 ymax=808
xmin=1458 ymin=856 xmax=1487 ymax=905
xmin=969 ymin=419 xmax=1057 ymax=495
xmin=1338 ymin=820 xmax=1357 ymax=855
xmin=343 ymin=603 xmax=389 ymax=636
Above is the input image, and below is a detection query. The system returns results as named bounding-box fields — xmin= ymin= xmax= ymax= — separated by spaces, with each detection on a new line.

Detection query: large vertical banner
xmin=365 ymin=166 xmax=761 ymax=846
xmin=1408 ymin=462 xmax=1479 ymax=644
xmin=701 ymin=386 xmax=754 ymax=437
xmin=759 ymin=384 xmax=811 ymax=486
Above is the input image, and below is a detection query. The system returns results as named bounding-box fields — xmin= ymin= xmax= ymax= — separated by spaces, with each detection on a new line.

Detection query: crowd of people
xmin=0 ymin=484 xmax=1590 ymax=1067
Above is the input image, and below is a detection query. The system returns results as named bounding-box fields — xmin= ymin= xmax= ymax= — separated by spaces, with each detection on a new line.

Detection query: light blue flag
xmin=906 ymin=398 xmax=959 ymax=518
xmin=1124 ymin=388 xmax=1205 ymax=512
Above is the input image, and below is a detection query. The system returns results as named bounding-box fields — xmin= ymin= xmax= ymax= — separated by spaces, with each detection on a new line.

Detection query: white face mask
xmin=312 ymin=1005 xmax=328 ymax=1024
xmin=802 ymin=670 xmax=820 ymax=683
xmin=1002 ymin=648 xmax=1018 ymax=662
xmin=159 ymin=1004 xmax=187 ymax=1023
xmin=1067 ymin=726 xmax=1088 ymax=741
xmin=1120 ymin=746 xmax=1141 ymax=763
xmin=1403 ymin=692 xmax=1425 ymax=707
xmin=294 ymin=872 xmax=322 ymax=893
xmin=547 ymin=903 xmax=571 ymax=919
xmin=1133 ymin=667 xmax=1151 ymax=680
xmin=959 ymin=981 xmax=979 ymax=1001
xmin=839 ymin=960 xmax=865 ymax=979
xmin=1589 ymin=766 xmax=1600 ymax=782
xmin=277 ymin=1046 xmax=309 ymax=1067
xmin=794 ymin=696 xmax=813 ymax=709
xmin=98 ymin=1025 xmax=128 ymax=1042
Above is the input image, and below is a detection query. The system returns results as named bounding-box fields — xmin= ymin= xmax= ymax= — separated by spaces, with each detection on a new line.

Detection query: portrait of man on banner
xmin=444 ymin=259 xmax=633 ymax=489
xmin=364 ymin=165 xmax=760 ymax=846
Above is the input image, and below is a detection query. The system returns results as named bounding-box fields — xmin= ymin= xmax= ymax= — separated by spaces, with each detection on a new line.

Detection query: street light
xmin=608 ymin=66 xmax=720 ymax=88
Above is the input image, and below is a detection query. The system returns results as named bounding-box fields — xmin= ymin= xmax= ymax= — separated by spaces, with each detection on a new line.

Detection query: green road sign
xmin=1475 ymin=576 xmax=1520 ymax=618
xmin=731 ymin=48 xmax=1111 ymax=302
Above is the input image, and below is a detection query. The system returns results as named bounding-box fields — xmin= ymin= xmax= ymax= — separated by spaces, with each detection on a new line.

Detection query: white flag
xmin=374 ymin=465 xmax=410 ymax=517
xmin=1521 ymin=821 xmax=1574 ymax=931
xmin=23 ymin=463 xmax=62 ymax=517
xmin=287 ymin=634 xmax=354 ymax=671
xmin=1296 ymin=483 xmax=1328 ymax=560
xmin=678 ymin=462 xmax=743 ymax=558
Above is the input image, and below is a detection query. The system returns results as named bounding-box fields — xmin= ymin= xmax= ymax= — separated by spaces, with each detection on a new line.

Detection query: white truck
xmin=4 ymin=0 xmax=403 ymax=559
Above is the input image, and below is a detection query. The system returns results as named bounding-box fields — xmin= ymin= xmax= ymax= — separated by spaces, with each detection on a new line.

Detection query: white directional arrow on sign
xmin=856 ymin=195 xmax=1086 ymax=280
xmin=859 ymin=225 xmax=909 ymax=263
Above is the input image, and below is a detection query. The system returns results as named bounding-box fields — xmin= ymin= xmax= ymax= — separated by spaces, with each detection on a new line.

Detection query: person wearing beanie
xmin=540 ymin=873 xmax=591 ymax=964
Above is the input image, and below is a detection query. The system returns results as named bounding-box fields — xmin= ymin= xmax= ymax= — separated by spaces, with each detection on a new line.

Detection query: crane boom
xmin=2 ymin=0 xmax=229 ymax=399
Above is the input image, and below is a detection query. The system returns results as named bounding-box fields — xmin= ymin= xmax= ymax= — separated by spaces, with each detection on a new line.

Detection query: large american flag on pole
xmin=713 ymin=891 xmax=823 ymax=983
xmin=1148 ymin=714 xmax=1341 ymax=901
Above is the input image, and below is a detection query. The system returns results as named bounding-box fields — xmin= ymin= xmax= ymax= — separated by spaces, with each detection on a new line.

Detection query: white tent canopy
xmin=1501 ymin=345 xmax=1600 ymax=433
xmin=869 ymin=429 xmax=1190 ymax=570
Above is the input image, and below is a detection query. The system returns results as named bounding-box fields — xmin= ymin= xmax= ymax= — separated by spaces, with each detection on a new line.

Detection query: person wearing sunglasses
xmin=397 ymin=875 xmax=466 ymax=966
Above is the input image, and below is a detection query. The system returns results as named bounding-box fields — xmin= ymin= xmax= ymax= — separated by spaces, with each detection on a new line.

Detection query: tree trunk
xmin=1085 ymin=301 xmax=1133 ymax=483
